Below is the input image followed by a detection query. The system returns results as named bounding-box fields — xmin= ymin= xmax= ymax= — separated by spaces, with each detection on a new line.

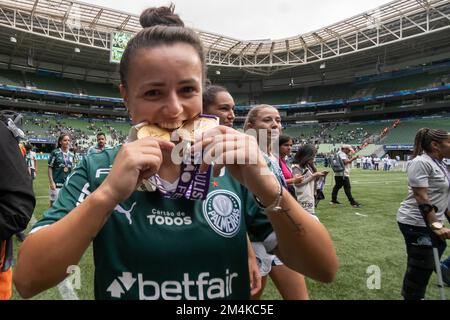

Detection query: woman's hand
xmin=192 ymin=126 xmax=279 ymax=203
xmin=433 ymin=227 xmax=450 ymax=241
xmin=49 ymin=181 xmax=56 ymax=190
xmin=293 ymin=174 xmax=304 ymax=184
xmin=99 ymin=137 xmax=174 ymax=204
xmin=247 ymin=240 xmax=261 ymax=296
xmin=313 ymin=172 xmax=327 ymax=179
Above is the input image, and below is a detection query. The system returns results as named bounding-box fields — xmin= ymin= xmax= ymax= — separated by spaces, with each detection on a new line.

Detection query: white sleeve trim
xmin=29 ymin=224 xmax=51 ymax=234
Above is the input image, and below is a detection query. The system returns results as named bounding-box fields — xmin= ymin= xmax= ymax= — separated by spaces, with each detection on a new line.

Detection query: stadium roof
xmin=0 ymin=0 xmax=450 ymax=81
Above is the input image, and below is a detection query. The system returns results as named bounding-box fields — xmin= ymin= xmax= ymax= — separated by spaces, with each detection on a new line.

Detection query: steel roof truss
xmin=34 ymin=15 xmax=48 ymax=35
xmin=380 ymin=22 xmax=402 ymax=39
xmin=287 ymin=51 xmax=305 ymax=64
xmin=61 ymin=2 xmax=72 ymax=25
xmin=16 ymin=11 xmax=31 ymax=31
xmin=429 ymin=3 xmax=450 ymax=21
xmin=403 ymin=12 xmax=428 ymax=32
xmin=0 ymin=7 xmax=13 ymax=26
xmin=1 ymin=0 xmax=449 ymax=71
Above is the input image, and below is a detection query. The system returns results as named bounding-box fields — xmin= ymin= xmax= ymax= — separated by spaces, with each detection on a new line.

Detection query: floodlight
xmin=74 ymin=47 xmax=81 ymax=53
xmin=10 ymin=36 xmax=17 ymax=43
xmin=320 ymin=63 xmax=326 ymax=69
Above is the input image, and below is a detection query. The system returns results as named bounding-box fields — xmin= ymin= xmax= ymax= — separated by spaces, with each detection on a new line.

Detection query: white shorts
xmin=49 ymin=188 xmax=61 ymax=202
xmin=251 ymin=242 xmax=283 ymax=277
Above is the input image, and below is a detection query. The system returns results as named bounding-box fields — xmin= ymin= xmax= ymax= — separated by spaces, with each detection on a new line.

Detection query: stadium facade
xmin=0 ymin=0 xmax=450 ymax=155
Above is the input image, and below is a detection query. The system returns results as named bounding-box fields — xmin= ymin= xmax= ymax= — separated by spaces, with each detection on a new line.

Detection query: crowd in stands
xmin=22 ymin=113 xmax=128 ymax=154
xmin=289 ymin=122 xmax=380 ymax=146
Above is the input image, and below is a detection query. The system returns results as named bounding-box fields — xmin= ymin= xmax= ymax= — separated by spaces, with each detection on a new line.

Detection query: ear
xmin=430 ymin=140 xmax=440 ymax=152
xmin=119 ymin=84 xmax=128 ymax=108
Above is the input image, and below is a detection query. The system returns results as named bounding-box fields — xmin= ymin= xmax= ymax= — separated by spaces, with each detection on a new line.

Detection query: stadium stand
xmin=76 ymin=80 xmax=121 ymax=98
xmin=382 ymin=117 xmax=450 ymax=144
xmin=0 ymin=69 xmax=24 ymax=86
xmin=0 ymin=0 xmax=449 ymax=158
xmin=25 ymin=73 xmax=76 ymax=93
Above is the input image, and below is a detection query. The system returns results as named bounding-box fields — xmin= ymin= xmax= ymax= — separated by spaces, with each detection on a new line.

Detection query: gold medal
xmin=137 ymin=124 xmax=171 ymax=141
xmin=63 ymin=167 xmax=69 ymax=173
xmin=177 ymin=115 xmax=219 ymax=142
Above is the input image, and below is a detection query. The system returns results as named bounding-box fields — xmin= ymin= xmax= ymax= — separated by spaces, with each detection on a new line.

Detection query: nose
xmin=162 ymin=91 xmax=183 ymax=116
xmin=228 ymin=109 xmax=235 ymax=120
xmin=271 ymin=119 xmax=279 ymax=129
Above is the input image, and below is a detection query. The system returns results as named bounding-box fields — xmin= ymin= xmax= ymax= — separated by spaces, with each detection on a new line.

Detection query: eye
xmin=180 ymin=86 xmax=195 ymax=94
xmin=145 ymin=90 xmax=160 ymax=97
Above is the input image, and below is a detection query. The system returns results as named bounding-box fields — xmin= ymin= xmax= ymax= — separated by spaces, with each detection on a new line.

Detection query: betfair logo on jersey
xmin=106 ymin=270 xmax=238 ymax=300
xmin=203 ymin=190 xmax=241 ymax=238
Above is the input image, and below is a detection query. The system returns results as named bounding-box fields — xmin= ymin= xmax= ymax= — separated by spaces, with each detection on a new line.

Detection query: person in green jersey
xmin=87 ymin=132 xmax=107 ymax=155
xmin=244 ymin=105 xmax=310 ymax=300
xmin=14 ymin=5 xmax=338 ymax=300
xmin=47 ymin=133 xmax=73 ymax=206
xmin=203 ymin=84 xmax=261 ymax=296
xmin=202 ymin=84 xmax=236 ymax=128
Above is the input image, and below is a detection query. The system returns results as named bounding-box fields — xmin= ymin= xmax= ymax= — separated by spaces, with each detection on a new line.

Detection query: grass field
xmin=11 ymin=160 xmax=450 ymax=300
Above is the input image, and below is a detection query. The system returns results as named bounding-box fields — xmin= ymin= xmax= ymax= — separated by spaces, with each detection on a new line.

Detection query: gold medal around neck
xmin=137 ymin=124 xmax=171 ymax=141
xmin=63 ymin=167 xmax=69 ymax=173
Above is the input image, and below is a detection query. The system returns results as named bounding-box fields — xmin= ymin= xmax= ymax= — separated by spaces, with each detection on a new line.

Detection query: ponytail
xmin=412 ymin=127 xmax=448 ymax=158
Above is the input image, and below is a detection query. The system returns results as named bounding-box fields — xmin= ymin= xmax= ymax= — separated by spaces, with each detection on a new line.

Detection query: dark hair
xmin=120 ymin=4 xmax=206 ymax=87
xmin=203 ymin=85 xmax=229 ymax=110
xmin=139 ymin=5 xmax=184 ymax=28
xmin=57 ymin=133 xmax=71 ymax=148
xmin=413 ymin=128 xmax=449 ymax=158
xmin=293 ymin=144 xmax=317 ymax=172
xmin=278 ymin=135 xmax=293 ymax=147
xmin=97 ymin=132 xmax=106 ymax=138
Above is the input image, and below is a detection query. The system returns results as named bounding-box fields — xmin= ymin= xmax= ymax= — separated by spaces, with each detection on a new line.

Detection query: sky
xmin=81 ymin=0 xmax=392 ymax=40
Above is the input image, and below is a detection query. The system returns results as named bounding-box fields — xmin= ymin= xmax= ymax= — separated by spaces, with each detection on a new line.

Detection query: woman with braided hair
xmin=397 ymin=128 xmax=450 ymax=299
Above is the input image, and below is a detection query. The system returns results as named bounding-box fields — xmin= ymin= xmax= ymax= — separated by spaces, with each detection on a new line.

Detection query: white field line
xmin=354 ymin=212 xmax=368 ymax=217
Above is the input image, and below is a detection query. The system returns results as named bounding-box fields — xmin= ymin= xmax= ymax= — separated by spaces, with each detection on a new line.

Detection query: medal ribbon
xmin=61 ymin=148 xmax=71 ymax=168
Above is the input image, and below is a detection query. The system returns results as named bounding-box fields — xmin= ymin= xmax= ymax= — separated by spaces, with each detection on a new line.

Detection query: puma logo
xmin=114 ymin=202 xmax=137 ymax=225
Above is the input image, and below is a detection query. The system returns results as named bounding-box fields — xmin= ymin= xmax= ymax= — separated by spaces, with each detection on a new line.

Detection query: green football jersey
xmin=48 ymin=148 xmax=74 ymax=187
xmin=34 ymin=147 xmax=275 ymax=300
